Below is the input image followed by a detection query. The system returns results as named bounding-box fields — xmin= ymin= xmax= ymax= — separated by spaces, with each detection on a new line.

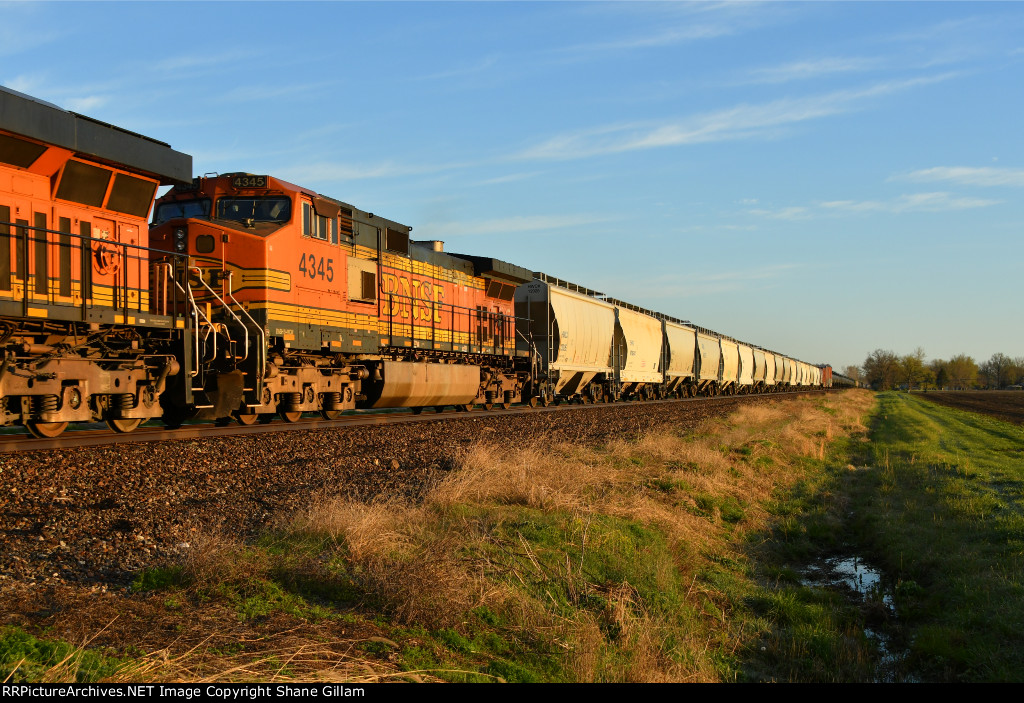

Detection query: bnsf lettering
xmin=298 ymin=253 xmax=334 ymax=282
xmin=380 ymin=272 xmax=445 ymax=322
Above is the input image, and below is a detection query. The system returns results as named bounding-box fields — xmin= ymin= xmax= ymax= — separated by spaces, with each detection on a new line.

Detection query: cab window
xmin=302 ymin=201 xmax=336 ymax=242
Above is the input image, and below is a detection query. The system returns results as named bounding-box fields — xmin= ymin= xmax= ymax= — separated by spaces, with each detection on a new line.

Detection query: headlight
xmin=175 ymin=240 xmax=187 ymax=252
xmin=174 ymin=228 xmax=186 ymax=241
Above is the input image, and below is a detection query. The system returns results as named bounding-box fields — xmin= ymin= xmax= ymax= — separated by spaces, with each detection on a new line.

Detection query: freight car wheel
xmin=320 ymin=410 xmax=343 ymax=420
xmin=458 ymin=404 xmax=474 ymax=412
xmin=25 ymin=421 xmax=68 ymax=439
xmin=258 ymin=414 xmax=276 ymax=424
xmin=483 ymin=403 xmax=494 ymax=411
xmin=235 ymin=412 xmax=260 ymax=425
xmin=500 ymin=402 xmax=511 ymax=410
xmin=412 ymin=407 xmax=424 ymax=415
xmin=279 ymin=410 xmax=303 ymax=423
xmin=434 ymin=406 xmax=446 ymax=413
xmin=529 ymin=397 xmax=539 ymax=408
xmin=107 ymin=418 xmax=142 ymax=433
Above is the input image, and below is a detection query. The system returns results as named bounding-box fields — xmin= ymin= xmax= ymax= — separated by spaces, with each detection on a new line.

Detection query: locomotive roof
xmin=0 ymin=85 xmax=192 ymax=185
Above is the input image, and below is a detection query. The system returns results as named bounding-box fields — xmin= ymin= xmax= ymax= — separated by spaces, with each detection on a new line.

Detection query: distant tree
xmin=980 ymin=353 xmax=1013 ymax=389
xmin=900 ymin=347 xmax=929 ymax=390
xmin=1012 ymin=357 xmax=1024 ymax=386
xmin=863 ymin=349 xmax=900 ymax=390
xmin=842 ymin=365 xmax=862 ymax=382
xmin=931 ymin=359 xmax=949 ymax=389
xmin=946 ymin=354 xmax=978 ymax=390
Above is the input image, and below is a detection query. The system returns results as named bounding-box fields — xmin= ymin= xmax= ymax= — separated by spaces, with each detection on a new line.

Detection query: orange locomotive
xmin=149 ymin=173 xmax=535 ymax=425
xmin=0 ymin=87 xmax=191 ymax=437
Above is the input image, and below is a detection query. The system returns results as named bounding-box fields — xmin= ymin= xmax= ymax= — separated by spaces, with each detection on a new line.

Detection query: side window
xmin=303 ymin=201 xmax=335 ymax=241
xmin=302 ymin=202 xmax=314 ymax=237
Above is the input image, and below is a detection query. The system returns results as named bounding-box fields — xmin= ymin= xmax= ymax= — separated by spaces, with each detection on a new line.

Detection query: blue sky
xmin=3 ymin=1 xmax=1022 ymax=371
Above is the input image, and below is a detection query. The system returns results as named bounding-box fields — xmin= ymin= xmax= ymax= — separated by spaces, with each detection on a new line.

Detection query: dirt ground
xmin=915 ymin=391 xmax=1024 ymax=426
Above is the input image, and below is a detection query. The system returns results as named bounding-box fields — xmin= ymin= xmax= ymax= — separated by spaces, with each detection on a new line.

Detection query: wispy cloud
xmin=561 ymin=23 xmax=736 ymax=54
xmin=476 ymin=172 xmax=543 ymax=186
xmin=153 ymin=50 xmax=258 ymax=73
xmin=747 ymin=206 xmax=812 ymax=221
xmin=746 ymin=192 xmax=1000 ymax=220
xmin=608 ymin=264 xmax=800 ymax=300
xmin=556 ymin=1 xmax=777 ymax=56
xmin=414 ymin=214 xmax=613 ymax=239
xmin=896 ymin=166 xmax=1024 ymax=188
xmin=744 ymin=56 xmax=885 ymax=84
xmin=820 ymin=192 xmax=1001 ymax=213
xmin=275 ymin=159 xmax=471 ymax=184
xmin=0 ymin=5 xmax=62 ymax=58
xmin=216 ymin=82 xmax=336 ymax=103
xmin=513 ymin=74 xmax=957 ymax=161
xmin=417 ymin=56 xmax=500 ymax=81
xmin=63 ymin=95 xmax=107 ymax=113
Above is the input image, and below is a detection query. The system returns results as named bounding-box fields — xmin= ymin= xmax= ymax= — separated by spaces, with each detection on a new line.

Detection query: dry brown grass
xmin=277 ymin=391 xmax=875 ymax=681
xmin=292 ymin=497 xmax=485 ymax=628
xmin=155 ymin=390 xmax=872 ymax=684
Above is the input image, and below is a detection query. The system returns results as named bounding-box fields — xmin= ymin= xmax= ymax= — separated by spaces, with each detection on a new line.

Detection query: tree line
xmin=846 ymin=349 xmax=1024 ymax=391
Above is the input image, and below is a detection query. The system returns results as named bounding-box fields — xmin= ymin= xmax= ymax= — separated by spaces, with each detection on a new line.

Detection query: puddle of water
xmin=800 ymin=555 xmax=910 ymax=682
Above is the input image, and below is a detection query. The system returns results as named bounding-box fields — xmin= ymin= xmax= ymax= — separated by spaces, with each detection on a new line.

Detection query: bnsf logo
xmin=380 ymin=272 xmax=446 ymax=322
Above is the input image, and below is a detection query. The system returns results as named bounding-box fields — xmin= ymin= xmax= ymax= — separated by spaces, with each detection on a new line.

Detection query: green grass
xmin=845 ymin=392 xmax=1024 ymax=681
xmin=0 ymin=627 xmax=130 ymax=683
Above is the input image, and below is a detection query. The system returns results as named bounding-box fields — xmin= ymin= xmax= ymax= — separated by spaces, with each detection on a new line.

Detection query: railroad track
xmin=0 ymin=391 xmax=824 ymax=454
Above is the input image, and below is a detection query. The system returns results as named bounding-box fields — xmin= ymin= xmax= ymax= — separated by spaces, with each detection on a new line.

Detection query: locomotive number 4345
xmin=298 ymin=253 xmax=335 ymax=282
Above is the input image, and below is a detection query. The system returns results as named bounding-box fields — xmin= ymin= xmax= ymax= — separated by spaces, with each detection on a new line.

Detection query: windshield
xmin=216 ymin=197 xmax=291 ymax=223
xmin=153 ymin=199 xmax=211 ymax=224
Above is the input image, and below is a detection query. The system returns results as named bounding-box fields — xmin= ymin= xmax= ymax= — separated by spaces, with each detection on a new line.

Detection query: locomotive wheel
xmin=107 ymin=418 xmax=142 ymax=433
xmin=320 ymin=410 xmax=343 ymax=420
xmin=279 ymin=410 xmax=303 ymax=423
xmin=235 ymin=412 xmax=259 ymax=425
xmin=25 ymin=421 xmax=68 ymax=439
xmin=528 ymin=397 xmax=539 ymax=408
xmin=483 ymin=402 xmax=494 ymax=411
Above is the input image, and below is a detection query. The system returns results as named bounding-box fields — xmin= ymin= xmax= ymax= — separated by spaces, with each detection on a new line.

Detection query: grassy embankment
xmin=6 ymin=389 xmax=952 ymax=683
xmin=841 ymin=392 xmax=1024 ymax=681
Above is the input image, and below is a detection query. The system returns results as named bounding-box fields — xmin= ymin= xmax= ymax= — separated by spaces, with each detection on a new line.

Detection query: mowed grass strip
xmin=4 ymin=391 xmax=879 ymax=683
xmin=852 ymin=392 xmax=1024 ymax=681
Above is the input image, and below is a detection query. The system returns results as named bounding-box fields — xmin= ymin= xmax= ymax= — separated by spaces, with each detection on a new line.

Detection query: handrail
xmin=161 ymin=264 xmax=207 ymax=375
xmin=189 ymin=267 xmax=247 ymax=363
xmin=223 ymin=271 xmax=265 ymax=386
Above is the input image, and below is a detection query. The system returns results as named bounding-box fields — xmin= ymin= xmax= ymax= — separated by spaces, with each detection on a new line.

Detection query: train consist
xmin=0 ymin=87 xmax=834 ymax=438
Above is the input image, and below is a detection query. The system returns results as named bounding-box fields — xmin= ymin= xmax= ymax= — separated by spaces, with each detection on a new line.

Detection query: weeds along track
xmin=0 ymin=393 xmax=823 ymax=591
